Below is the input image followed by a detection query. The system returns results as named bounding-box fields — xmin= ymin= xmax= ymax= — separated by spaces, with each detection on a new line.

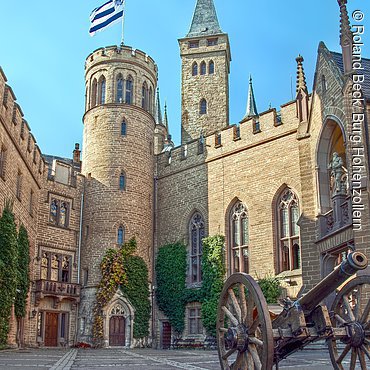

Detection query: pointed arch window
xmin=200 ymin=61 xmax=206 ymax=75
xmin=200 ymin=99 xmax=207 ymax=115
xmin=149 ymin=87 xmax=153 ymax=114
xmin=142 ymin=82 xmax=149 ymax=110
xmin=98 ymin=76 xmax=106 ymax=105
xmin=125 ymin=76 xmax=133 ymax=104
xmin=209 ymin=61 xmax=215 ymax=74
xmin=192 ymin=62 xmax=198 ymax=76
xmin=116 ymin=74 xmax=124 ymax=103
xmin=277 ymin=189 xmax=300 ymax=272
xmin=230 ymin=202 xmax=249 ymax=273
xmin=121 ymin=120 xmax=127 ymax=136
xmin=117 ymin=226 xmax=125 ymax=245
xmin=189 ymin=213 xmax=205 ymax=284
xmin=91 ymin=79 xmax=97 ymax=107
xmin=119 ymin=172 xmax=126 ymax=191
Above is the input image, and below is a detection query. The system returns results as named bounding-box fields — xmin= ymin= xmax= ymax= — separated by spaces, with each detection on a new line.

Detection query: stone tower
xmin=179 ymin=0 xmax=231 ymax=144
xmin=79 ymin=45 xmax=157 ymax=346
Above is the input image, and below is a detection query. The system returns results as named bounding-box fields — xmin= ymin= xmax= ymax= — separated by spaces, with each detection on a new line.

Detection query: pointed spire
xmin=337 ymin=0 xmax=353 ymax=73
xmin=187 ymin=0 xmax=222 ymax=38
xmin=244 ymin=75 xmax=258 ymax=119
xmin=296 ymin=55 xmax=308 ymax=95
xmin=154 ymin=87 xmax=162 ymax=125
xmin=163 ymin=101 xmax=169 ymax=131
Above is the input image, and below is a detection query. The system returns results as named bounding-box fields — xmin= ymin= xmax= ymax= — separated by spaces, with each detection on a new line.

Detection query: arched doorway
xmin=109 ymin=315 xmax=125 ymax=346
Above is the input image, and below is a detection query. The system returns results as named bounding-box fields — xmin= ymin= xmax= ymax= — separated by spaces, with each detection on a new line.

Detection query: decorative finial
xmin=244 ymin=74 xmax=258 ymax=119
xmin=337 ymin=0 xmax=353 ymax=73
xmin=296 ymin=54 xmax=307 ymax=94
xmin=154 ymin=87 xmax=162 ymax=125
xmin=163 ymin=101 xmax=169 ymax=131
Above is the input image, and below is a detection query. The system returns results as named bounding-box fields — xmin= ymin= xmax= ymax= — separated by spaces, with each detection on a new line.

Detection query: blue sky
xmin=0 ymin=1 xmax=369 ymax=158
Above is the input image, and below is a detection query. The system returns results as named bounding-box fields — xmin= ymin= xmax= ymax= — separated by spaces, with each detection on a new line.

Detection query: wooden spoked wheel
xmin=217 ymin=273 xmax=274 ymax=370
xmin=328 ymin=275 xmax=370 ymax=370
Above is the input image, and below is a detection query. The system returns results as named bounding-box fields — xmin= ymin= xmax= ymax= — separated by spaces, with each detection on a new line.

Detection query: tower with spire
xmin=179 ymin=0 xmax=231 ymax=144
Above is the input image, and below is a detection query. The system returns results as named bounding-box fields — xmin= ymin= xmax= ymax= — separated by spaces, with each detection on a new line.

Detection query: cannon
xmin=216 ymin=251 xmax=370 ymax=369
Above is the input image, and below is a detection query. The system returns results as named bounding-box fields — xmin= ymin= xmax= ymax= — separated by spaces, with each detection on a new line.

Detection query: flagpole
xmin=121 ymin=1 xmax=125 ymax=46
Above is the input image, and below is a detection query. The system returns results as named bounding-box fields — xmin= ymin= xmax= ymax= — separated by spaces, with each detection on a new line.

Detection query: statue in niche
xmin=328 ymin=152 xmax=344 ymax=194
xmin=41 ymin=253 xmax=49 ymax=280
xmin=50 ymin=200 xmax=58 ymax=224
xmin=51 ymin=255 xmax=59 ymax=281
xmin=60 ymin=202 xmax=67 ymax=227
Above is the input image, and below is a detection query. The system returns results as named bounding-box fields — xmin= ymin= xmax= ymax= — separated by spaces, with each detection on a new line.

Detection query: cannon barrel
xmin=297 ymin=251 xmax=368 ymax=313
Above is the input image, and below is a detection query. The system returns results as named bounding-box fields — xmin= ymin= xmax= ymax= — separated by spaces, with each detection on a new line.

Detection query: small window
xmin=198 ymin=136 xmax=204 ymax=154
xmin=99 ymin=77 xmax=106 ymax=105
xmin=182 ymin=144 xmax=188 ymax=159
xmin=60 ymin=313 xmax=67 ymax=339
xmin=119 ymin=172 xmax=126 ymax=191
xmin=116 ymin=74 xmax=124 ymax=103
xmin=16 ymin=170 xmax=22 ymax=200
xmin=322 ymin=75 xmax=327 ymax=94
xmin=142 ymin=82 xmax=149 ymax=110
xmin=121 ymin=120 xmax=127 ymax=136
xmin=91 ymin=79 xmax=97 ymax=107
xmin=200 ymin=99 xmax=207 ymax=115
xmin=192 ymin=62 xmax=198 ymax=76
xmin=188 ymin=307 xmax=203 ymax=335
xmin=233 ymin=125 xmax=240 ymax=140
xmin=200 ymin=62 xmax=206 ymax=75
xmin=29 ymin=189 xmax=34 ymax=215
xmin=125 ymin=76 xmax=133 ymax=104
xmin=189 ymin=41 xmax=199 ymax=48
xmin=207 ymin=38 xmax=218 ymax=46
xmin=149 ymin=87 xmax=153 ymax=114
xmin=209 ymin=61 xmax=215 ymax=74
xmin=117 ymin=226 xmax=124 ymax=245
xmin=0 ymin=146 xmax=6 ymax=179
xmin=253 ymin=121 xmax=261 ymax=133
xmin=215 ymin=133 xmax=222 ymax=147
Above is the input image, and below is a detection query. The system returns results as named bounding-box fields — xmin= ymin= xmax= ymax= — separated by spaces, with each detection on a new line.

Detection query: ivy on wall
xmin=0 ymin=202 xmax=19 ymax=345
xmin=92 ymin=238 xmax=150 ymax=347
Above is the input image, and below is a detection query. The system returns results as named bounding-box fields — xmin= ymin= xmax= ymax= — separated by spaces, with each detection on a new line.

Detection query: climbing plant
xmin=0 ymin=201 xmax=18 ymax=345
xmin=15 ymin=225 xmax=30 ymax=318
xmin=92 ymin=238 xmax=150 ymax=346
xmin=155 ymin=242 xmax=187 ymax=334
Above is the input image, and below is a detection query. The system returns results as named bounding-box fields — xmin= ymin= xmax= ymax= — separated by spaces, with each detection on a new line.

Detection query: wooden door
xmin=44 ymin=312 xmax=58 ymax=347
xmin=162 ymin=321 xmax=172 ymax=349
xmin=109 ymin=316 xmax=125 ymax=346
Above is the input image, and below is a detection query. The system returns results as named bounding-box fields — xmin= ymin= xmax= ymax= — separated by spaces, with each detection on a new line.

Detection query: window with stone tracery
xmin=49 ymin=199 xmax=70 ymax=228
xmin=91 ymin=78 xmax=97 ymax=107
xmin=98 ymin=76 xmax=106 ymax=105
xmin=116 ymin=74 xmax=124 ymax=103
xmin=125 ymin=76 xmax=133 ymax=104
xmin=230 ymin=202 xmax=249 ymax=274
xmin=110 ymin=304 xmax=125 ymax=316
xmin=189 ymin=213 xmax=205 ymax=284
xmin=277 ymin=189 xmax=300 ymax=273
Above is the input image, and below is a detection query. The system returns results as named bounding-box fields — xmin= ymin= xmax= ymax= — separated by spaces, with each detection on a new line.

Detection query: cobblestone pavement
xmin=0 ymin=346 xmax=366 ymax=369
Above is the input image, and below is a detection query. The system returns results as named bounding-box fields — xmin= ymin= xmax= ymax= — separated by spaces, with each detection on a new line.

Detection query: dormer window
xmin=189 ymin=41 xmax=199 ymax=49
xmin=253 ymin=120 xmax=261 ymax=134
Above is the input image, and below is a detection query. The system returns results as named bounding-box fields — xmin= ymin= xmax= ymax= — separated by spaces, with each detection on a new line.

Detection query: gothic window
xmin=121 ymin=120 xmax=127 ymax=136
xmin=188 ymin=306 xmax=203 ymax=335
xmin=142 ymin=82 xmax=149 ymax=110
xmin=117 ymin=226 xmax=124 ymax=245
xmin=41 ymin=253 xmax=49 ymax=280
xmin=192 ymin=62 xmax=198 ymax=76
xmin=230 ymin=202 xmax=249 ymax=274
xmin=91 ymin=78 xmax=97 ymax=107
xmin=16 ymin=170 xmax=22 ymax=200
xmin=0 ymin=146 xmax=6 ymax=179
xmin=200 ymin=61 xmax=206 ymax=75
xmin=98 ymin=76 xmax=106 ymax=105
xmin=61 ymin=256 xmax=70 ymax=283
xmin=119 ymin=172 xmax=126 ymax=191
xmin=189 ymin=213 xmax=205 ymax=284
xmin=50 ymin=255 xmax=59 ymax=281
xmin=277 ymin=189 xmax=300 ymax=273
xmin=125 ymin=76 xmax=133 ymax=104
xmin=200 ymin=99 xmax=207 ymax=115
xmin=49 ymin=199 xmax=70 ymax=228
xmin=116 ymin=74 xmax=124 ymax=103
xmin=111 ymin=304 xmax=125 ymax=315
xmin=209 ymin=61 xmax=215 ymax=74
xmin=149 ymin=87 xmax=153 ymax=114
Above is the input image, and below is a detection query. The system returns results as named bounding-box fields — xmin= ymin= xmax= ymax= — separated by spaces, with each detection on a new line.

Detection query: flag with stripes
xmin=89 ymin=0 xmax=124 ymax=36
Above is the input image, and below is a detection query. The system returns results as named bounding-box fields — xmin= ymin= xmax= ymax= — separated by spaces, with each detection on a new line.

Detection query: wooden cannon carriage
xmin=216 ymin=251 xmax=370 ymax=369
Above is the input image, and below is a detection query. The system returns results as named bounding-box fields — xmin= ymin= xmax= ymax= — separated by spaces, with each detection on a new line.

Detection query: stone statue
xmin=328 ymin=152 xmax=344 ymax=194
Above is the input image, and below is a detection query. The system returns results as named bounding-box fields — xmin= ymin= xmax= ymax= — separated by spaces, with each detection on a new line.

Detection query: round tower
xmin=79 ymin=45 xmax=157 ymax=346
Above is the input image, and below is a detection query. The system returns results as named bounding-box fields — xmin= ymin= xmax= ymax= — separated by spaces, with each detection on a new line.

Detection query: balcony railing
xmin=35 ymin=279 xmax=80 ymax=302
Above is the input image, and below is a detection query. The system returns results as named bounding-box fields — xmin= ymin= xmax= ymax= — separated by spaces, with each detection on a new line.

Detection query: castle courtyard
xmin=0 ymin=345 xmax=342 ymax=370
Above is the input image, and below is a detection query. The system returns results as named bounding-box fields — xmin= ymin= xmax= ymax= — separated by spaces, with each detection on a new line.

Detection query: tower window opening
xmin=200 ymin=62 xmax=206 ymax=75
xmin=121 ymin=120 xmax=127 ymax=136
xmin=200 ymin=99 xmax=207 ymax=115
xmin=98 ymin=76 xmax=106 ymax=105
xmin=117 ymin=75 xmax=124 ymax=103
xmin=119 ymin=172 xmax=126 ymax=191
xmin=253 ymin=120 xmax=261 ymax=133
xmin=192 ymin=62 xmax=198 ymax=76
xmin=117 ymin=226 xmax=125 ymax=245
xmin=321 ymin=75 xmax=327 ymax=94
xmin=91 ymin=79 xmax=97 ymax=108
xmin=142 ymin=82 xmax=149 ymax=110
xmin=207 ymin=38 xmax=218 ymax=46
xmin=209 ymin=61 xmax=215 ymax=74
xmin=125 ymin=76 xmax=133 ymax=104
xmin=189 ymin=41 xmax=199 ymax=49
xmin=149 ymin=87 xmax=153 ymax=114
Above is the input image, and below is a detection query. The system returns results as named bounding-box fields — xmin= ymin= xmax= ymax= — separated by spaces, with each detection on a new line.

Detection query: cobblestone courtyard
xmin=0 ymin=346 xmax=349 ymax=369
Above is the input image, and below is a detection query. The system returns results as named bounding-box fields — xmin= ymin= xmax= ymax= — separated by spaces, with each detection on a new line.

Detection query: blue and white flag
xmin=89 ymin=0 xmax=124 ymax=36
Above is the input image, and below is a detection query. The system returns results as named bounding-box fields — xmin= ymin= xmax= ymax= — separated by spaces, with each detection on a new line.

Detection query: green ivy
xmin=0 ymin=201 xmax=18 ymax=345
xmin=201 ymin=235 xmax=225 ymax=336
xmin=92 ymin=238 xmax=150 ymax=346
xmin=155 ymin=242 xmax=187 ymax=334
xmin=15 ymin=225 xmax=30 ymax=318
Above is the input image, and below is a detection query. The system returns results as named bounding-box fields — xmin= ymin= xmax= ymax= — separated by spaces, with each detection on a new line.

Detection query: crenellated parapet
xmin=0 ymin=67 xmax=46 ymax=187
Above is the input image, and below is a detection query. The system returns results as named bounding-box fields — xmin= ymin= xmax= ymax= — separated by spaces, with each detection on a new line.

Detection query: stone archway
xmin=104 ymin=290 xmax=135 ymax=348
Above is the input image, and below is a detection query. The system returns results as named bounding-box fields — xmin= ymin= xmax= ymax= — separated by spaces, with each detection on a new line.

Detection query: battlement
xmin=157 ymin=98 xmax=308 ymax=177
xmin=85 ymin=45 xmax=158 ymax=75
xmin=0 ymin=67 xmax=46 ymax=185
